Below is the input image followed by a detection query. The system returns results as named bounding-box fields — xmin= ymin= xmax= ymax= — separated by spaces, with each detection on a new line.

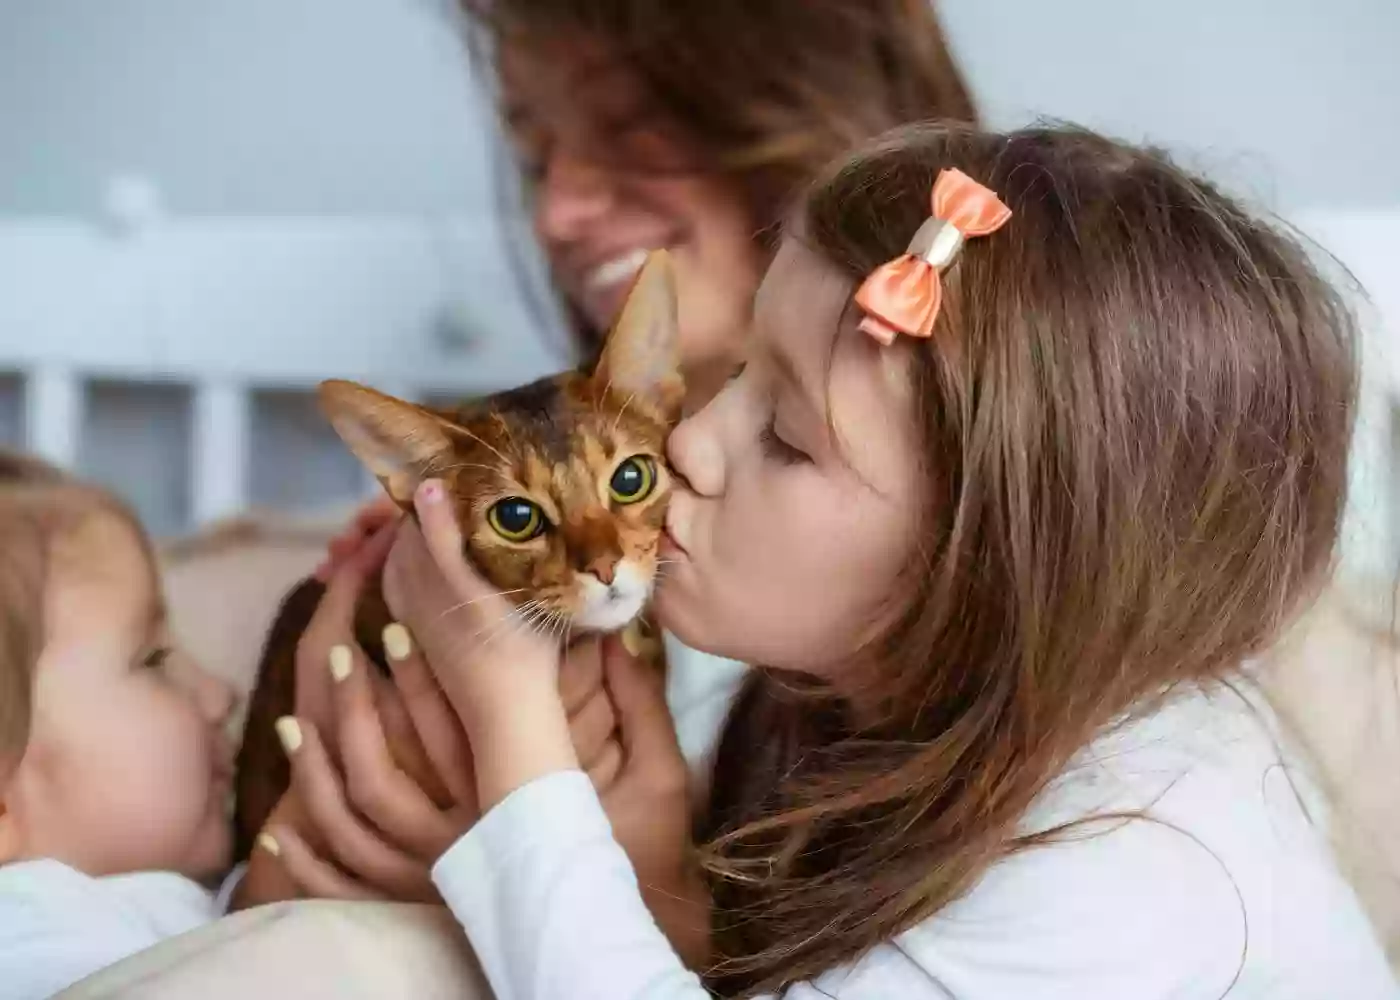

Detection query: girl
xmin=271 ymin=123 xmax=1399 ymax=997
xmin=0 ymin=451 xmax=239 ymax=1000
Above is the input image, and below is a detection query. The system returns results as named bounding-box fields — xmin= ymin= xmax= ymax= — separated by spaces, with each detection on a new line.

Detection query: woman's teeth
xmin=585 ymin=249 xmax=652 ymax=291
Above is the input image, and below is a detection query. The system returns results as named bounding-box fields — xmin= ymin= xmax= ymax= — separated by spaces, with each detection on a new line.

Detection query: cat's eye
xmin=609 ymin=456 xmax=656 ymax=505
xmin=488 ymin=498 xmax=546 ymax=542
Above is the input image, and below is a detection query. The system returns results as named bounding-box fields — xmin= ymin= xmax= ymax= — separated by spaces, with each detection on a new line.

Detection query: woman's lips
xmin=571 ymin=242 xmax=681 ymax=329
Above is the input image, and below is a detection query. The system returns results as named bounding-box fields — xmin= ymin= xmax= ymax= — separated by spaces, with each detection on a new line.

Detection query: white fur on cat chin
xmin=575 ymin=561 xmax=651 ymax=632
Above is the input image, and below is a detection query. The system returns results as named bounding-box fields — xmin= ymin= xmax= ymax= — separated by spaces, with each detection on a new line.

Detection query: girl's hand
xmin=380 ymin=480 xmax=576 ymax=811
xmin=313 ymin=493 xmax=400 ymax=583
xmin=589 ymin=634 xmax=711 ymax=969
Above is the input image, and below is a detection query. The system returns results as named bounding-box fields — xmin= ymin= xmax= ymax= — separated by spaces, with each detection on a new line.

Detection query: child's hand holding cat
xmin=379 ymin=479 xmax=708 ymax=966
xmin=381 ymin=480 xmax=577 ymax=812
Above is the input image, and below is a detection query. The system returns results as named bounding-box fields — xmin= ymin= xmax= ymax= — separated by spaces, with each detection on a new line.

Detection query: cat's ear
xmin=317 ymin=380 xmax=457 ymax=506
xmin=593 ymin=249 xmax=685 ymax=421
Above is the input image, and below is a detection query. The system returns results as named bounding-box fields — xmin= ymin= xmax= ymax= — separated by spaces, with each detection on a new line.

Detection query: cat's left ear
xmin=317 ymin=380 xmax=459 ymax=507
xmin=593 ymin=249 xmax=684 ymax=422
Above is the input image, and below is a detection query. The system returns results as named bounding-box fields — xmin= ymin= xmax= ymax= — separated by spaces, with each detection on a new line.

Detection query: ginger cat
xmin=233 ymin=251 xmax=683 ymax=863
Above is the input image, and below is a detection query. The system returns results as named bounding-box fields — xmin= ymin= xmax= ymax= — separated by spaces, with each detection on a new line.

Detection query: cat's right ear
xmin=594 ymin=249 xmax=684 ymax=422
xmin=317 ymin=380 xmax=457 ymax=507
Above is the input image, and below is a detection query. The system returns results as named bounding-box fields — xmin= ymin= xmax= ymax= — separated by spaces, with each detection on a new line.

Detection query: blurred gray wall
xmin=2 ymin=0 xmax=1396 ymax=217
xmin=0 ymin=0 xmax=496 ymax=216
xmin=944 ymin=0 xmax=1400 ymax=211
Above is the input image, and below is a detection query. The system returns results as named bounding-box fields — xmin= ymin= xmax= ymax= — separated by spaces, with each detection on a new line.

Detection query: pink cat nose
xmin=587 ymin=556 xmax=618 ymax=585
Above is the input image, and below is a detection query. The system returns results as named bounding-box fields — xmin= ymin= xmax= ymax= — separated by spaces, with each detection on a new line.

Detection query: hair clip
xmin=853 ymin=168 xmax=1012 ymax=346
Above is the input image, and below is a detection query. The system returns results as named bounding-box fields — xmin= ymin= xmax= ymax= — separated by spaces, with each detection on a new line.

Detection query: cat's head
xmin=318 ymin=250 xmax=683 ymax=634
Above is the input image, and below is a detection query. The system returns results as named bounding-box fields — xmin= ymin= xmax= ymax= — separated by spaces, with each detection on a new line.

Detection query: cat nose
xmin=586 ymin=555 xmax=618 ymax=586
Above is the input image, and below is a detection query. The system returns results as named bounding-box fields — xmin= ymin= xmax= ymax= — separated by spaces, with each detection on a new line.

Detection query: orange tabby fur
xmin=233 ymin=252 xmax=682 ymax=865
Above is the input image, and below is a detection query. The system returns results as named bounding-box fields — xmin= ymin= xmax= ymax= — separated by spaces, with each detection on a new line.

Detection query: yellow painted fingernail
xmin=620 ymin=624 xmax=642 ymax=658
xmin=329 ymin=644 xmax=353 ymax=683
xmin=383 ymin=623 xmax=412 ymax=661
xmin=257 ymin=832 xmax=281 ymax=857
xmin=275 ymin=716 xmax=303 ymax=754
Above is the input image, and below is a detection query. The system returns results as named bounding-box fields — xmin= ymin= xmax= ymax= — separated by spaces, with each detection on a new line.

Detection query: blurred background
xmin=1 ymin=0 xmax=1396 ymax=587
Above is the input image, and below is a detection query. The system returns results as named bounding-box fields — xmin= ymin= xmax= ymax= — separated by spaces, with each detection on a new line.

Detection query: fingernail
xmin=419 ymin=480 xmax=444 ymax=503
xmin=257 ymin=832 xmax=281 ymax=857
xmin=382 ymin=623 xmax=412 ymax=661
xmin=275 ymin=716 xmax=303 ymax=754
xmin=328 ymin=644 xmax=353 ymax=683
xmin=620 ymin=623 xmax=643 ymax=658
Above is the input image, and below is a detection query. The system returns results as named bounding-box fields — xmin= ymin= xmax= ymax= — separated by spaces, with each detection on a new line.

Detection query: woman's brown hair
xmin=699 ymin=123 xmax=1359 ymax=995
xmin=458 ymin=0 xmax=979 ymax=357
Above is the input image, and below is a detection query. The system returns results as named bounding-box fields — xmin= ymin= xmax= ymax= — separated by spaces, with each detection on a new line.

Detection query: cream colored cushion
xmin=57 ymin=901 xmax=492 ymax=1000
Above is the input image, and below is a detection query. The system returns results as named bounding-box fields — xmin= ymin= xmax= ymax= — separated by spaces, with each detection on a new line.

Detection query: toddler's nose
xmin=193 ymin=667 xmax=236 ymax=726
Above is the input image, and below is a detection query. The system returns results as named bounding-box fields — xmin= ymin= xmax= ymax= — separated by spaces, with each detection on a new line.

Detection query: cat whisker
xmin=434 ymin=588 xmax=531 ymax=623
xmin=610 ymin=391 xmax=638 ymax=439
xmin=427 ymin=461 xmax=507 ymax=477
xmin=551 ymin=613 xmax=571 ymax=652
xmin=466 ymin=603 xmax=525 ymax=643
xmin=451 ymin=427 xmax=513 ymax=468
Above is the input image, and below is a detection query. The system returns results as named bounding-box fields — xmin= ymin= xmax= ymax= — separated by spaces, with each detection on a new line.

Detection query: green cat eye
xmin=488 ymin=498 xmax=545 ymax=542
xmin=609 ymin=455 xmax=656 ymax=505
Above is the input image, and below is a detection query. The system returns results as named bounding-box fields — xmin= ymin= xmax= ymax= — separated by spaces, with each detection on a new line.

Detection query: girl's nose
xmin=667 ymin=412 xmax=725 ymax=498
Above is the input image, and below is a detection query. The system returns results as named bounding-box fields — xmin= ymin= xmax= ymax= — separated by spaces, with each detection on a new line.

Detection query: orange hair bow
xmin=853 ymin=168 xmax=1012 ymax=346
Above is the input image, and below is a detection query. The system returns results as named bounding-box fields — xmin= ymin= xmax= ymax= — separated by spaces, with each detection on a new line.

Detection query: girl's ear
xmin=592 ymin=250 xmax=685 ymax=423
xmin=317 ymin=381 xmax=461 ymax=506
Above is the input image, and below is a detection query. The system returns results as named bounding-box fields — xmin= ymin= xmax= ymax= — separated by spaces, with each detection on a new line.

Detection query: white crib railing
xmin=0 ymin=215 xmax=562 ymax=535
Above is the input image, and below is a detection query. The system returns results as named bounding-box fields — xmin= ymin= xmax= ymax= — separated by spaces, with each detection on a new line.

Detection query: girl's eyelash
xmin=760 ymin=417 xmax=809 ymax=465
xmin=142 ymin=646 xmax=172 ymax=670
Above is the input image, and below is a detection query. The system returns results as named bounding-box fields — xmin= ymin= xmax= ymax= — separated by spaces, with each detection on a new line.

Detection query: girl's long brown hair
xmin=457 ymin=0 xmax=978 ymax=356
xmin=699 ymin=123 xmax=1359 ymax=996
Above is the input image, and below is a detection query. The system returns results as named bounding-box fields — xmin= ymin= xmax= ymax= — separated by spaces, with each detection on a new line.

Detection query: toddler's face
xmin=0 ymin=512 xmax=234 ymax=880
xmin=658 ymin=239 xmax=922 ymax=679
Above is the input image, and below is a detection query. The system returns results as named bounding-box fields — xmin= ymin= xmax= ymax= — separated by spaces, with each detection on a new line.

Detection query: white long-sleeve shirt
xmin=0 ymin=859 xmax=241 ymax=1000
xmin=432 ymin=679 xmax=1399 ymax=1000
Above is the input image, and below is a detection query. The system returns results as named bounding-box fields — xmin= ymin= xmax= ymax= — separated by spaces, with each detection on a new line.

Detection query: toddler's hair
xmin=702 ymin=122 xmax=1358 ymax=995
xmin=0 ymin=451 xmax=144 ymax=772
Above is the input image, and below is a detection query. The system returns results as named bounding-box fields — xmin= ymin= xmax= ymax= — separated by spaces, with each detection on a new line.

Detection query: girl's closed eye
xmin=760 ymin=415 xmax=809 ymax=465
xmin=140 ymin=646 xmax=172 ymax=671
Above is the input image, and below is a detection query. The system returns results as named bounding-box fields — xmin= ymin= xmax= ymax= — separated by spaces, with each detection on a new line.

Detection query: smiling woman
xmin=460 ymin=0 xmax=978 ymax=411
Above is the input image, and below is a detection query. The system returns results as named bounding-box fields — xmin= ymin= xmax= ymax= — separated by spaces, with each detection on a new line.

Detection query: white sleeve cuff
xmin=431 ymin=769 xmax=708 ymax=1000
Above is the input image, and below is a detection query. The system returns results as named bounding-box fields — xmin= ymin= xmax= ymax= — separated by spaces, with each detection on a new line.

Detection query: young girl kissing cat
xmin=270 ymin=122 xmax=1400 ymax=998
xmin=0 ymin=452 xmax=239 ymax=1000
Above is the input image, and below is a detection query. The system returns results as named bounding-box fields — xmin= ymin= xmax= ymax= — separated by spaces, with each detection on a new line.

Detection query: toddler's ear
xmin=318 ymin=381 xmax=463 ymax=507
xmin=593 ymin=250 xmax=685 ymax=424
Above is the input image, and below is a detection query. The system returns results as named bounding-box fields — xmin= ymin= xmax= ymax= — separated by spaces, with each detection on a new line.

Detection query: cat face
xmin=319 ymin=251 xmax=683 ymax=634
